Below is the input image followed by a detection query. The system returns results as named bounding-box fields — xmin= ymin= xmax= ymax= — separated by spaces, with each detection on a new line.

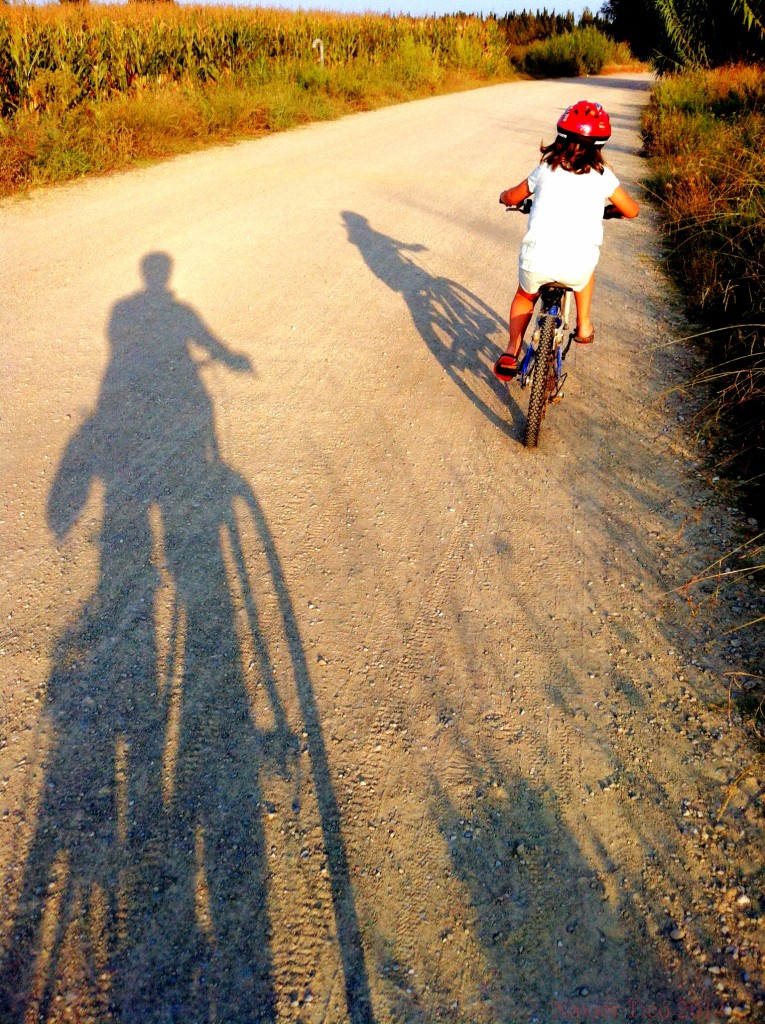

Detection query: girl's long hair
xmin=540 ymin=136 xmax=605 ymax=175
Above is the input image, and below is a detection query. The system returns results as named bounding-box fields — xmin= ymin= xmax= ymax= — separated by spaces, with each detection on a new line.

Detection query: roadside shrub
xmin=26 ymin=68 xmax=80 ymax=115
xmin=392 ymin=36 xmax=442 ymax=90
xmin=520 ymin=27 xmax=633 ymax=78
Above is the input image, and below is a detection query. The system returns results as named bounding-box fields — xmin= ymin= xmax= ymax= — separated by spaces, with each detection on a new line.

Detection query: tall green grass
xmin=642 ymin=65 xmax=765 ymax=502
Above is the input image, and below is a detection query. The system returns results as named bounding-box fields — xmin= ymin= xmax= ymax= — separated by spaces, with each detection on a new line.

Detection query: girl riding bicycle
xmin=494 ymin=100 xmax=639 ymax=380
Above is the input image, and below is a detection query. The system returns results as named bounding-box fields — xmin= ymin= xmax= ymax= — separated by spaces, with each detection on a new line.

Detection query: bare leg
xmin=573 ymin=273 xmax=595 ymax=340
xmin=507 ymin=286 xmax=537 ymax=356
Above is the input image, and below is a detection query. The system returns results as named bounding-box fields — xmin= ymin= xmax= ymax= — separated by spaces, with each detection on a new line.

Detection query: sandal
xmin=571 ymin=329 xmax=595 ymax=345
xmin=493 ymin=352 xmax=520 ymax=380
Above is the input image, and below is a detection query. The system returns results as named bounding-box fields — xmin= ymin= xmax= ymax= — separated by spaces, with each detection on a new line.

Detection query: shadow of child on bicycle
xmin=341 ymin=211 xmax=523 ymax=438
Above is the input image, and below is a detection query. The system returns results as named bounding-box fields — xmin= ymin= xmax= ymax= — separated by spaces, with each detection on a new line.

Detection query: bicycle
xmin=503 ymin=198 xmax=624 ymax=449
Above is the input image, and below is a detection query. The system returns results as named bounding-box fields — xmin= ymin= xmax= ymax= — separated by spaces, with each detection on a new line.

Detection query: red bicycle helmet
xmin=556 ymin=100 xmax=611 ymax=147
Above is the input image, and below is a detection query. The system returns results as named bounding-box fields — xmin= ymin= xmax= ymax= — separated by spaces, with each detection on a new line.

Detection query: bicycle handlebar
xmin=503 ymin=197 xmax=533 ymax=215
xmin=502 ymin=198 xmax=625 ymax=220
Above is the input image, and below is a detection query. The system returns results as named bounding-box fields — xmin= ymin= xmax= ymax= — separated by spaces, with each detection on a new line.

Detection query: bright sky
xmin=188 ymin=2 xmax=600 ymax=17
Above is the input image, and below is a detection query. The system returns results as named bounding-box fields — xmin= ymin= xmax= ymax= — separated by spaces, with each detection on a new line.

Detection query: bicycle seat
xmin=539 ymin=282 xmax=572 ymax=294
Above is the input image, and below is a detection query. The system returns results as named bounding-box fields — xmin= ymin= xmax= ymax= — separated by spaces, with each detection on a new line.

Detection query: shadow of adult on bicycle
xmin=341 ymin=211 xmax=523 ymax=438
xmin=0 ymin=252 xmax=374 ymax=1024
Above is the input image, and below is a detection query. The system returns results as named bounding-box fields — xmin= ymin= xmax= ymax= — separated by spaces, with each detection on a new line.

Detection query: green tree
xmin=600 ymin=0 xmax=765 ymax=66
xmin=599 ymin=0 xmax=667 ymax=61
xmin=654 ymin=0 xmax=764 ymax=65
xmin=495 ymin=9 xmax=576 ymax=47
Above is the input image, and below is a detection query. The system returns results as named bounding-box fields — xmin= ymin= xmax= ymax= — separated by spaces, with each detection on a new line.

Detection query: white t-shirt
xmin=519 ymin=161 xmax=620 ymax=286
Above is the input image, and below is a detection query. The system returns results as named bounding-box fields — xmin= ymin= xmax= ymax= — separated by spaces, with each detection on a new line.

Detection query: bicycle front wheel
xmin=524 ymin=315 xmax=556 ymax=449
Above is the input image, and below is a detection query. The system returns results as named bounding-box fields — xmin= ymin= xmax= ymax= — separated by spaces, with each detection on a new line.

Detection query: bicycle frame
xmin=516 ymin=283 xmax=575 ymax=447
xmin=518 ymin=284 xmax=574 ymax=397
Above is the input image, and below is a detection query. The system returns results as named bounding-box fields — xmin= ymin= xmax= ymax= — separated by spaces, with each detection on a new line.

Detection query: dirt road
xmin=2 ymin=75 xmax=763 ymax=1023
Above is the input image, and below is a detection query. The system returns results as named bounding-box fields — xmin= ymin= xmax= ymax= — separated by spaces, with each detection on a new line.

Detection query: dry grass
xmin=644 ymin=65 xmax=765 ymax=745
xmin=643 ymin=64 xmax=765 ymax=502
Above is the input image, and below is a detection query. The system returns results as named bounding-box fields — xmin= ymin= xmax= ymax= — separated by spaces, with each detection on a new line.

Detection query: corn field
xmin=0 ymin=5 xmax=510 ymax=118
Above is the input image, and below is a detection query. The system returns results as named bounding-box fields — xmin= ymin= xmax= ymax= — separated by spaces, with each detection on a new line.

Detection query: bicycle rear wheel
xmin=524 ymin=314 xmax=556 ymax=449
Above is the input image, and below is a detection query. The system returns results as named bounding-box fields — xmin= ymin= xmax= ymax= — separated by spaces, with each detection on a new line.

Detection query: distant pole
xmin=312 ymin=38 xmax=325 ymax=67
